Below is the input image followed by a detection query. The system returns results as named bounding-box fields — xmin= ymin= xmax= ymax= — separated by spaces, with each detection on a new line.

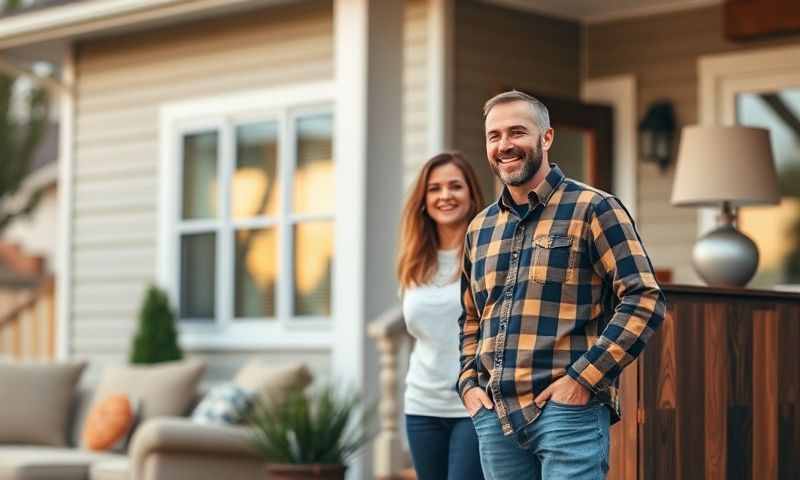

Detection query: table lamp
xmin=671 ymin=125 xmax=780 ymax=287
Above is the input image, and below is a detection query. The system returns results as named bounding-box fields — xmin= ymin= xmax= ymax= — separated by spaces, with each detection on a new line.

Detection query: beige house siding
xmin=70 ymin=0 xmax=430 ymax=382
xmin=403 ymin=0 xmax=429 ymax=190
xmin=585 ymin=4 xmax=800 ymax=282
xmin=453 ymin=0 xmax=581 ymax=201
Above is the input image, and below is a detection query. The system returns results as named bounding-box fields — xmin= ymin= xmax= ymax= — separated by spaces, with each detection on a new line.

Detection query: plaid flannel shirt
xmin=458 ymin=164 xmax=666 ymax=438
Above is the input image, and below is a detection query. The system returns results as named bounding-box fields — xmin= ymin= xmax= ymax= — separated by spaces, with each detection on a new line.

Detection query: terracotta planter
xmin=266 ymin=464 xmax=347 ymax=480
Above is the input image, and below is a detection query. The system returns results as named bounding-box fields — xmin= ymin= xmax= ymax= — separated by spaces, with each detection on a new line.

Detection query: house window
xmin=167 ymin=98 xmax=334 ymax=340
xmin=737 ymin=89 xmax=800 ymax=288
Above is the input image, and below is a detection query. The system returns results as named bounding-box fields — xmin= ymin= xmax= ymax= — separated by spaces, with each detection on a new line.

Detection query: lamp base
xmin=692 ymin=223 xmax=759 ymax=287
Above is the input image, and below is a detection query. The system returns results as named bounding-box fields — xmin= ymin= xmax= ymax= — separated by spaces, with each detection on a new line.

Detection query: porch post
xmin=333 ymin=1 xmax=404 ymax=479
xmin=427 ymin=0 xmax=454 ymax=154
xmin=56 ymin=44 xmax=75 ymax=360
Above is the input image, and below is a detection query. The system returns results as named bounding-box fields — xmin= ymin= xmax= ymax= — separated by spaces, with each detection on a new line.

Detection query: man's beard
xmin=491 ymin=137 xmax=543 ymax=187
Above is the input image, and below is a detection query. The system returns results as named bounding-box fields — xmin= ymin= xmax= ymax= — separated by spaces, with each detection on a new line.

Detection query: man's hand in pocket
xmin=464 ymin=387 xmax=494 ymax=416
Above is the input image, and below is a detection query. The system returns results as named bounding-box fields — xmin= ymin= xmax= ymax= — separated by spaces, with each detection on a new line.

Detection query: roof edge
xmin=0 ymin=0 xmax=296 ymax=50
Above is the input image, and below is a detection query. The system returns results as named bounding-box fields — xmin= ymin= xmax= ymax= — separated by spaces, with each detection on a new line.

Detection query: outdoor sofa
xmin=0 ymin=359 xmax=311 ymax=480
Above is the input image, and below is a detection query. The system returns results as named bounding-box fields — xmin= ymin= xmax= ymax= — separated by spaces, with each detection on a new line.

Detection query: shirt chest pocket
xmin=532 ymin=234 xmax=578 ymax=284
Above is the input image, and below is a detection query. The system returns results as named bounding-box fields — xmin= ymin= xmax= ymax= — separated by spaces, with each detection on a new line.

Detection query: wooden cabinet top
xmin=663 ymin=283 xmax=800 ymax=302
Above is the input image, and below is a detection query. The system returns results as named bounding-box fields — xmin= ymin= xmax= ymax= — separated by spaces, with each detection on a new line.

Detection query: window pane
xmin=294 ymin=114 xmax=334 ymax=214
xmin=293 ymin=221 xmax=333 ymax=317
xmin=180 ymin=232 xmax=215 ymax=321
xmin=234 ymin=122 xmax=279 ymax=219
xmin=737 ymin=89 xmax=800 ymax=287
xmin=235 ymin=228 xmax=278 ymax=318
xmin=182 ymin=131 xmax=218 ymax=220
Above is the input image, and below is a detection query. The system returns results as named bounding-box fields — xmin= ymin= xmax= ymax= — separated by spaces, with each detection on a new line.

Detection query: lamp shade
xmin=671 ymin=126 xmax=780 ymax=207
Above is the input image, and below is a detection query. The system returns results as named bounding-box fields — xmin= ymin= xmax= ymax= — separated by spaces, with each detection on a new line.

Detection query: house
xmin=0 ymin=0 xmax=799 ymax=479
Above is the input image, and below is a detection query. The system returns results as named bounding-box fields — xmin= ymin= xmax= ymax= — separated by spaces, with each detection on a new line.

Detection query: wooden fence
xmin=0 ymin=276 xmax=56 ymax=360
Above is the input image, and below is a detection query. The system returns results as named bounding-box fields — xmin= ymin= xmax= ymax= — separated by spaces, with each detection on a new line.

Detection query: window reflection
xmin=235 ymin=228 xmax=277 ymax=318
xmin=737 ymin=89 xmax=800 ymax=287
xmin=182 ymin=131 xmax=218 ymax=220
xmin=180 ymin=232 xmax=215 ymax=320
xmin=294 ymin=114 xmax=334 ymax=215
xmin=233 ymin=122 xmax=279 ymax=219
xmin=293 ymin=221 xmax=333 ymax=316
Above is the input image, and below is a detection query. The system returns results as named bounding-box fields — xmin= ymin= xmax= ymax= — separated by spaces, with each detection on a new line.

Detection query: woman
xmin=397 ymin=152 xmax=485 ymax=480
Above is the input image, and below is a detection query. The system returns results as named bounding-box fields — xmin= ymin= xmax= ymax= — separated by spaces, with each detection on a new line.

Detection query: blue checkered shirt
xmin=458 ymin=164 xmax=666 ymax=437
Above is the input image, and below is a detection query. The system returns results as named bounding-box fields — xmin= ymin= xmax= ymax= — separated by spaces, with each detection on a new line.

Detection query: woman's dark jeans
xmin=405 ymin=414 xmax=485 ymax=480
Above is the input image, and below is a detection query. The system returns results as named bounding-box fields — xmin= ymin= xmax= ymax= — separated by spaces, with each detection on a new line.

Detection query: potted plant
xmin=248 ymin=386 xmax=375 ymax=480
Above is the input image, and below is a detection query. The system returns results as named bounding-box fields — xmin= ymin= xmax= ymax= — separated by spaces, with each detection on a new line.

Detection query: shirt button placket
xmin=494 ymin=223 xmax=525 ymax=435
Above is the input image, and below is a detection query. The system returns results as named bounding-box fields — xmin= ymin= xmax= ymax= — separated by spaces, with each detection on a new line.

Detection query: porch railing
xmin=0 ymin=275 xmax=56 ymax=360
xmin=368 ymin=305 xmax=414 ymax=480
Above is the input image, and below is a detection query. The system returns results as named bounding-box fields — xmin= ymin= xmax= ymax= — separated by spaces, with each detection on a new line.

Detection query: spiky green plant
xmin=248 ymin=386 xmax=375 ymax=465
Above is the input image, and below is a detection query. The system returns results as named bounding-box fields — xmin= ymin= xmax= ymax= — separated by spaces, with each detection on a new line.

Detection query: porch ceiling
xmin=484 ymin=0 xmax=721 ymax=23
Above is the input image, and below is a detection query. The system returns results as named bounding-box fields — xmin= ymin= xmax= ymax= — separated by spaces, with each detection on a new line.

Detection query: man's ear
xmin=541 ymin=128 xmax=555 ymax=152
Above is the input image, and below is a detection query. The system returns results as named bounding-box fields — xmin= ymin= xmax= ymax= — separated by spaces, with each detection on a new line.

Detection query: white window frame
xmin=158 ymin=81 xmax=336 ymax=351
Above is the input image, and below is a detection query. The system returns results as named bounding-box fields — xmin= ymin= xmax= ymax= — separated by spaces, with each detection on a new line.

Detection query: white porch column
xmin=56 ymin=45 xmax=75 ymax=360
xmin=427 ymin=0 xmax=454 ymax=155
xmin=333 ymin=1 xmax=404 ymax=479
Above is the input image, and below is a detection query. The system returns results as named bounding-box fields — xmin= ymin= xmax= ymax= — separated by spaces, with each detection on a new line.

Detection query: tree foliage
xmin=0 ymin=0 xmax=50 ymax=234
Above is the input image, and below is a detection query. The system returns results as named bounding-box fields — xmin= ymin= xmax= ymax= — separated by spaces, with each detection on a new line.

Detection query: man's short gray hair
xmin=483 ymin=90 xmax=551 ymax=131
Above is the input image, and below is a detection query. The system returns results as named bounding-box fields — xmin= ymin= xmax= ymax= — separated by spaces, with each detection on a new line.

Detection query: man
xmin=458 ymin=90 xmax=666 ymax=480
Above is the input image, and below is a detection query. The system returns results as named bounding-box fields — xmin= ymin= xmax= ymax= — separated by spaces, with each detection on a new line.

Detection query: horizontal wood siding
xmin=454 ymin=0 xmax=581 ymax=201
xmin=585 ymin=5 xmax=800 ymax=282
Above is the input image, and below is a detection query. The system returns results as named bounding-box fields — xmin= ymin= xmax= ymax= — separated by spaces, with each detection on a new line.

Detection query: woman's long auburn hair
xmin=397 ymin=152 xmax=485 ymax=289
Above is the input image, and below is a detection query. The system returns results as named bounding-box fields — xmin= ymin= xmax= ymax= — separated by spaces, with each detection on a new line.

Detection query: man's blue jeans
xmin=471 ymin=400 xmax=610 ymax=480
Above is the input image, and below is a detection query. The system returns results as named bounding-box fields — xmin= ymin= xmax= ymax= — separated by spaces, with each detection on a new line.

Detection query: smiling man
xmin=458 ymin=90 xmax=666 ymax=480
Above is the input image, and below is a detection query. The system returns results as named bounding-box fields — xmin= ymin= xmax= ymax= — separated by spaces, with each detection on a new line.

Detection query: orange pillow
xmin=82 ymin=394 xmax=135 ymax=451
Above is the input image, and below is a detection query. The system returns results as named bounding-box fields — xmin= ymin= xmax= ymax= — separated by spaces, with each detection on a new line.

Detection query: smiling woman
xmin=396 ymin=152 xmax=486 ymax=480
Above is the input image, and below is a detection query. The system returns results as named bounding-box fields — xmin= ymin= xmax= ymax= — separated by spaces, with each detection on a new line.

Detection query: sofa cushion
xmin=82 ymin=394 xmax=137 ymax=452
xmin=89 ymin=459 xmax=129 ymax=480
xmin=191 ymin=384 xmax=254 ymax=426
xmin=0 ymin=446 xmax=124 ymax=480
xmin=0 ymin=361 xmax=86 ymax=446
xmin=233 ymin=361 xmax=311 ymax=406
xmin=90 ymin=359 xmax=206 ymax=424
xmin=68 ymin=386 xmax=97 ymax=448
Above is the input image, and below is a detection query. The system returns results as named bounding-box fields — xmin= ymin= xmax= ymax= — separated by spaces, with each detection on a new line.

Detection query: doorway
xmin=495 ymin=91 xmax=615 ymax=196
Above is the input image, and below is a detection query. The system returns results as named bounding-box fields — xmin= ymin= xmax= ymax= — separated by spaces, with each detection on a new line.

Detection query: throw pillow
xmin=82 ymin=394 xmax=137 ymax=452
xmin=191 ymin=383 xmax=255 ymax=425
xmin=0 ymin=361 xmax=86 ymax=446
xmin=233 ymin=361 xmax=312 ymax=406
xmin=90 ymin=359 xmax=206 ymax=421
